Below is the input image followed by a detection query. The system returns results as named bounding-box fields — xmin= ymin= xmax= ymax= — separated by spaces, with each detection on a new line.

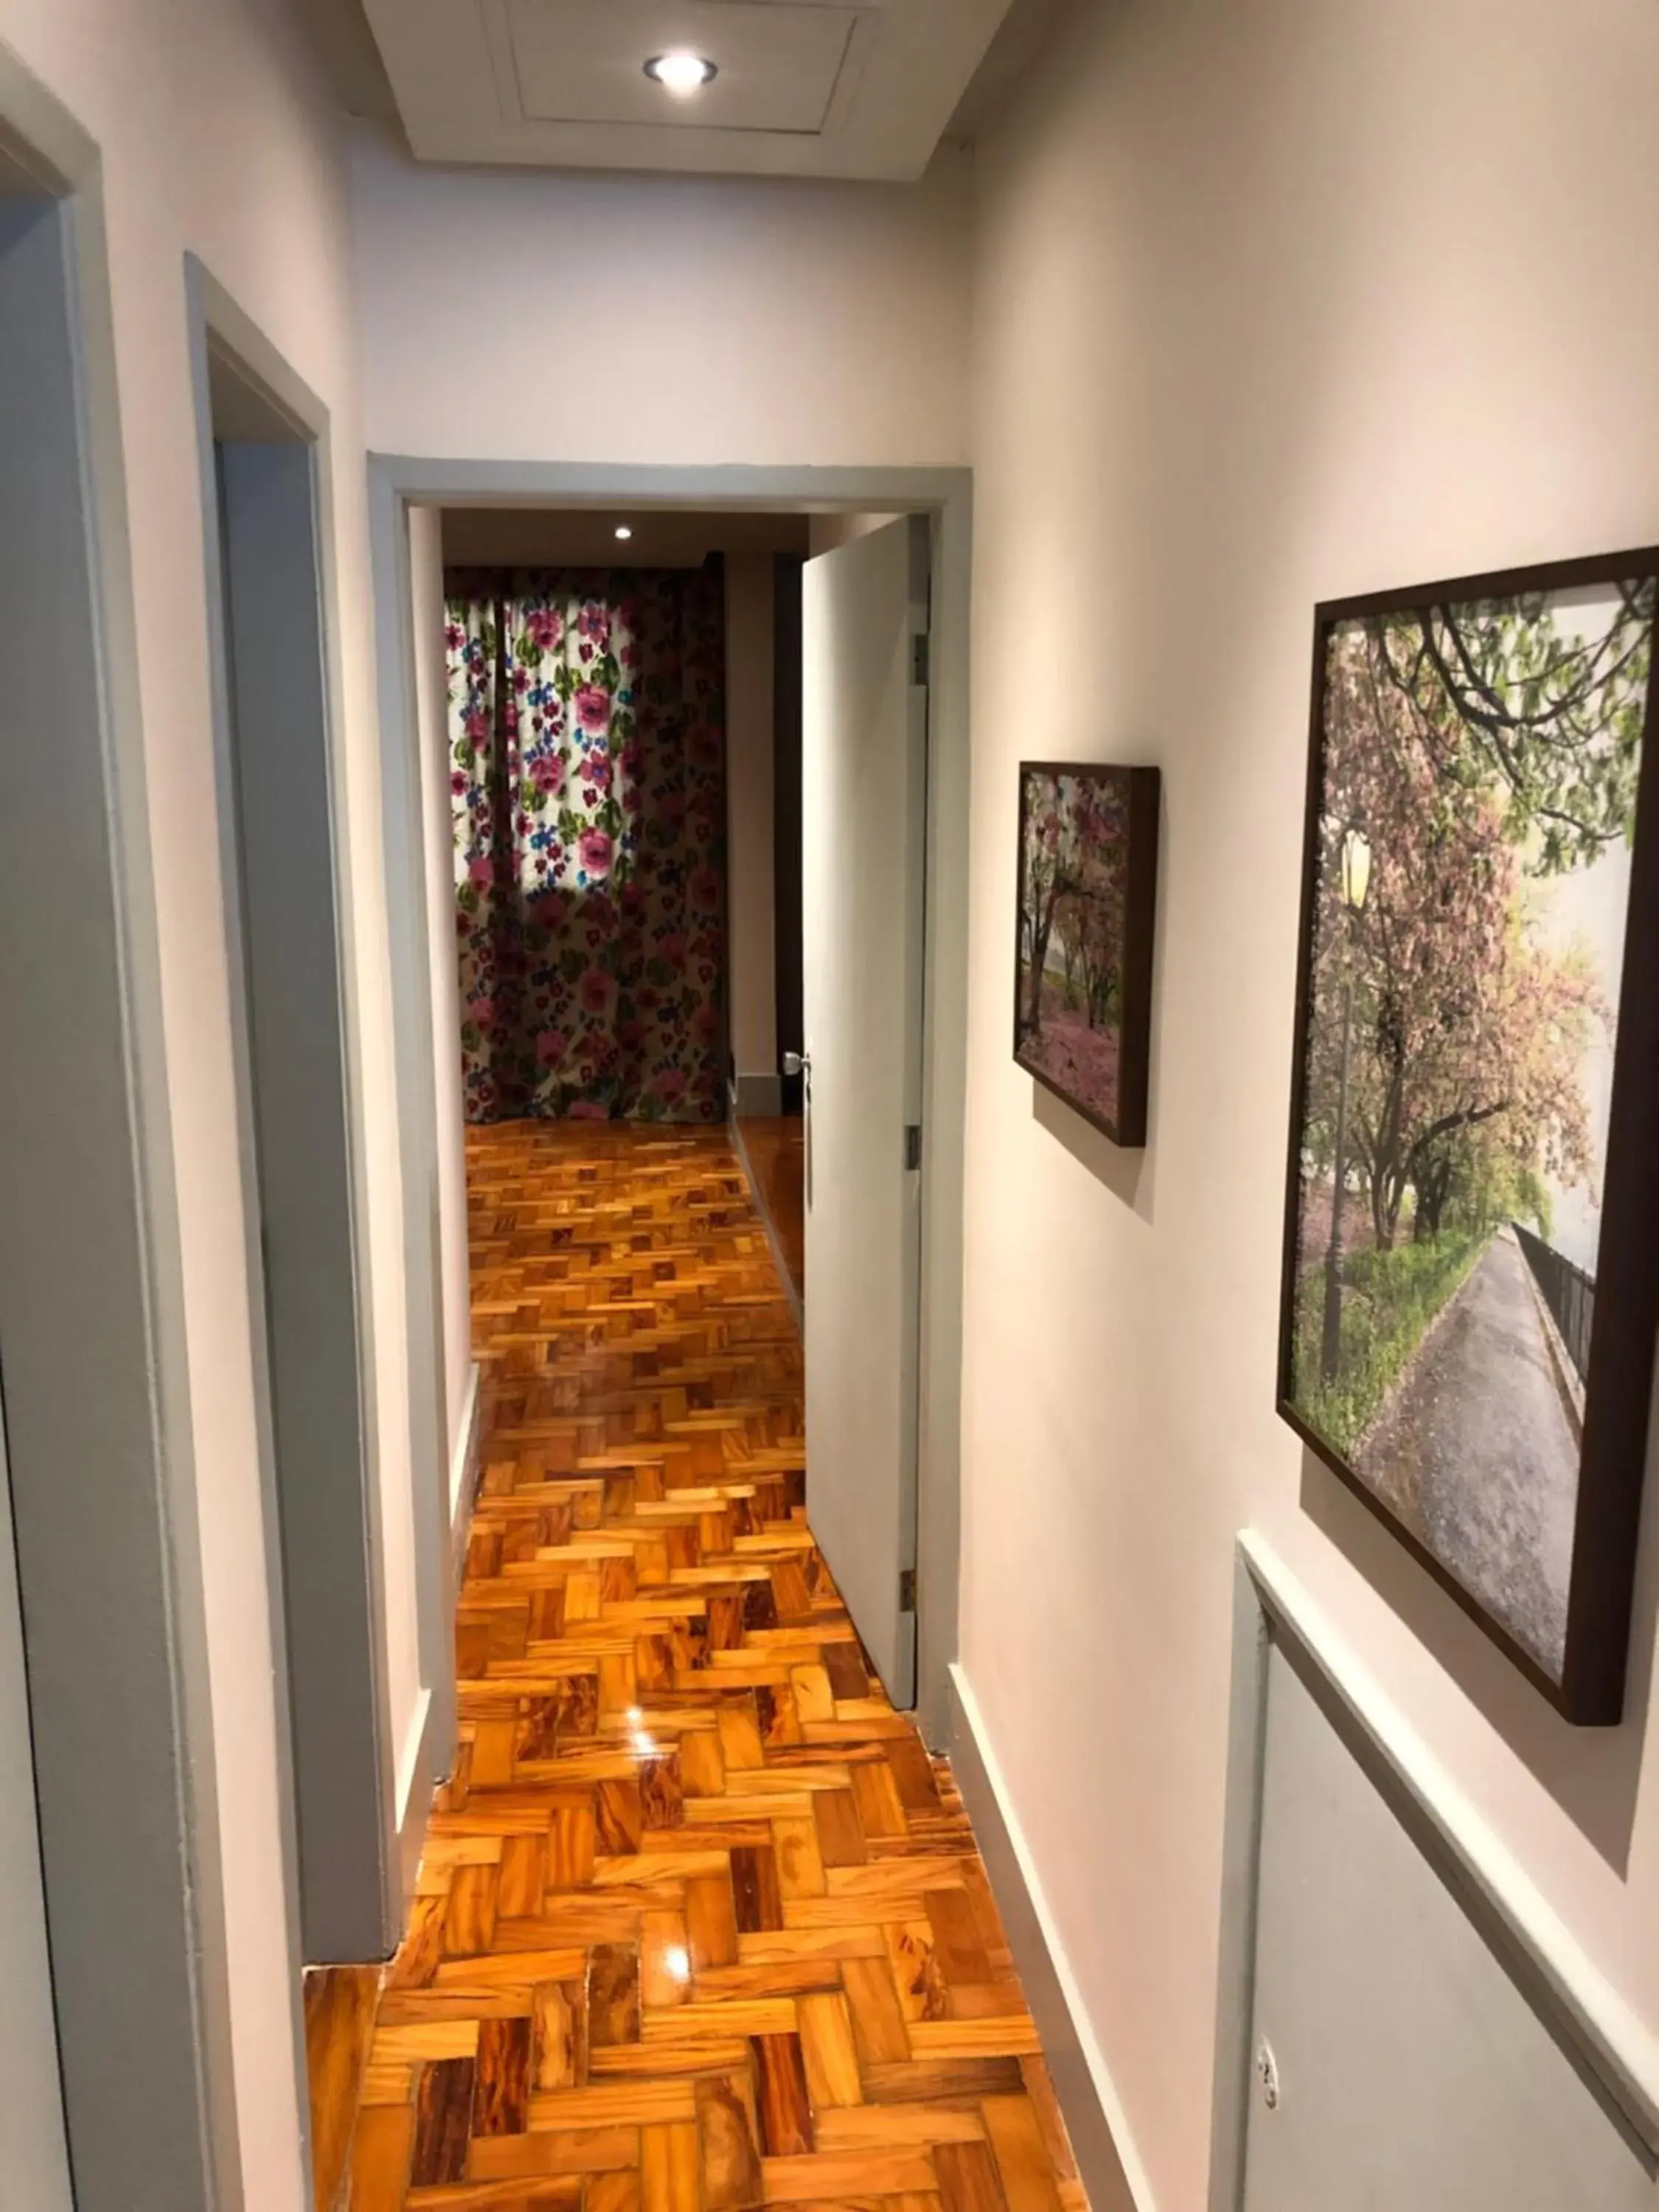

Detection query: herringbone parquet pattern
xmin=346 ymin=1122 xmax=1084 ymax=2212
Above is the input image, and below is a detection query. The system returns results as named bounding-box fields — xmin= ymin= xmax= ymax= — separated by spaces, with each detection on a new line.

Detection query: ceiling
xmin=439 ymin=507 xmax=812 ymax=568
xmin=0 ymin=147 xmax=41 ymax=196
xmin=304 ymin=0 xmax=1059 ymax=181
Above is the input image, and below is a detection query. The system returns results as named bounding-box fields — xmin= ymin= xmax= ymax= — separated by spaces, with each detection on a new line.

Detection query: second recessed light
xmin=644 ymin=50 xmax=718 ymax=97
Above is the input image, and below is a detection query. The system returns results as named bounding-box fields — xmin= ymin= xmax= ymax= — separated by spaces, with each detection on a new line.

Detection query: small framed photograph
xmin=1014 ymin=762 xmax=1161 ymax=1147
xmin=1278 ymin=549 xmax=1659 ymax=1722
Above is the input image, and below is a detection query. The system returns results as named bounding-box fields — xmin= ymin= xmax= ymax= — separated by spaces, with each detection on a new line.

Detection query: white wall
xmin=961 ymin=3 xmax=1659 ymax=2208
xmin=409 ymin=503 xmax=474 ymax=1503
xmin=725 ymin=552 xmax=779 ymax=1101
xmin=0 ymin=4 xmax=414 ymax=2205
xmin=350 ymin=125 xmax=973 ymax=465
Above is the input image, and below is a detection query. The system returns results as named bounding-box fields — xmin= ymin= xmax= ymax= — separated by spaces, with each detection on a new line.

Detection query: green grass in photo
xmin=1292 ymin=1230 xmax=1489 ymax=1457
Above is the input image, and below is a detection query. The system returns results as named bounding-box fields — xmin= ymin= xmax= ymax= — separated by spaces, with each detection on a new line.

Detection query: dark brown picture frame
xmin=1276 ymin=547 xmax=1659 ymax=1725
xmin=1014 ymin=762 xmax=1161 ymax=1147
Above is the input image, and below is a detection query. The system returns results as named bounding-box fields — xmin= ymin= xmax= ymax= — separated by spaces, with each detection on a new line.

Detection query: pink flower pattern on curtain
xmin=445 ymin=566 xmax=727 ymax=1123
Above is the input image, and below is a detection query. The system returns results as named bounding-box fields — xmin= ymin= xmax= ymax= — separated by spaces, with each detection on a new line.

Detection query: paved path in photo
xmin=1355 ymin=1228 xmax=1578 ymax=1679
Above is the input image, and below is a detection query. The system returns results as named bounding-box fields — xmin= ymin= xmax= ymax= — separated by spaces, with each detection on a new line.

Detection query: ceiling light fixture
xmin=614 ymin=524 xmax=633 ymax=541
xmin=644 ymin=50 xmax=718 ymax=97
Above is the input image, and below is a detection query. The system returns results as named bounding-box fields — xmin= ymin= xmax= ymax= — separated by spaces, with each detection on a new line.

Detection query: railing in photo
xmin=1512 ymin=1221 xmax=1594 ymax=1385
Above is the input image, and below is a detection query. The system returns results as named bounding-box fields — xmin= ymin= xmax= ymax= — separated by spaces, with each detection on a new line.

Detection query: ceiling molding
xmin=941 ymin=0 xmax=1077 ymax=147
xmin=293 ymin=0 xmax=1071 ymax=167
xmin=291 ymin=0 xmax=400 ymax=122
xmin=358 ymin=0 xmax=1015 ymax=181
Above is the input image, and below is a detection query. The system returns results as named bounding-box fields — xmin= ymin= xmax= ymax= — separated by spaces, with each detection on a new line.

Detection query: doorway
xmin=800 ymin=512 xmax=931 ymax=1706
xmin=188 ymin=262 xmax=398 ymax=1965
xmin=431 ymin=509 xmax=813 ymax=1304
xmin=730 ymin=532 xmax=808 ymax=1320
xmin=368 ymin=462 xmax=971 ymax=1873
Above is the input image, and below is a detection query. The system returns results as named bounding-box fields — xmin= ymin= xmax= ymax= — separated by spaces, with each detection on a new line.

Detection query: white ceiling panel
xmin=504 ymin=1 xmax=859 ymax=133
xmin=360 ymin=0 xmax=1014 ymax=180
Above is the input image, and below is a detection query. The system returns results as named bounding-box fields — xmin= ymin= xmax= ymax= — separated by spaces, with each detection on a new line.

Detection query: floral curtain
xmin=445 ymin=565 xmax=727 ymax=1123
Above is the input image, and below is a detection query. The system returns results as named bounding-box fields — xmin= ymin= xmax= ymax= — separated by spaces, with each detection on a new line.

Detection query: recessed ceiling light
xmin=644 ymin=50 xmax=718 ymax=97
xmin=614 ymin=524 xmax=633 ymax=541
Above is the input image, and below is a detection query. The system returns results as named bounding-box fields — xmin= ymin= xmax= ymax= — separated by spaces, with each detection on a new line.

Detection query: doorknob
xmin=782 ymin=1051 xmax=809 ymax=1078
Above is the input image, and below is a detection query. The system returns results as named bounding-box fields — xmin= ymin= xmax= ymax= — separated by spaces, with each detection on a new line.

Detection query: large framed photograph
xmin=1015 ymin=762 xmax=1160 ymax=1147
xmin=1279 ymin=549 xmax=1659 ymax=1722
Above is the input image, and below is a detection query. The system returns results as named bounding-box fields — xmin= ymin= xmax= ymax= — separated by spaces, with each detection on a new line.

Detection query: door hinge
xmin=904 ymin=1124 xmax=922 ymax=1171
xmin=900 ymin=1568 xmax=917 ymax=1612
xmin=912 ymin=633 xmax=931 ymax=686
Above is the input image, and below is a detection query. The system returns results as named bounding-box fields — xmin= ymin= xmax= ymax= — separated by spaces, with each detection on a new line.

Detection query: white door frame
xmin=366 ymin=456 xmax=973 ymax=1861
xmin=0 ymin=39 xmax=240 ymax=2212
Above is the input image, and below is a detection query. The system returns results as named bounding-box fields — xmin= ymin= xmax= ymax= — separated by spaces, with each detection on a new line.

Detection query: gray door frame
xmin=0 ymin=1358 xmax=74 ymax=2207
xmin=366 ymin=455 xmax=973 ymax=1799
xmin=0 ymin=40 xmax=240 ymax=2212
xmin=187 ymin=260 xmax=400 ymax=1964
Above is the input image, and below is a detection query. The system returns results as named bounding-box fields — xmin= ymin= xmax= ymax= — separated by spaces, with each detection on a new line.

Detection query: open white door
xmin=801 ymin=516 xmax=929 ymax=1708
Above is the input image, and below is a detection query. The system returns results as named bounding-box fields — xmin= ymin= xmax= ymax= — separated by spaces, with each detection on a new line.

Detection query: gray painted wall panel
xmin=1244 ymin=1641 xmax=1655 ymax=2208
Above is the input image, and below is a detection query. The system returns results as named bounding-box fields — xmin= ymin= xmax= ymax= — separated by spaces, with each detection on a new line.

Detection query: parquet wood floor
xmin=345 ymin=1121 xmax=1084 ymax=2212
xmin=310 ymin=1964 xmax=382 ymax=2212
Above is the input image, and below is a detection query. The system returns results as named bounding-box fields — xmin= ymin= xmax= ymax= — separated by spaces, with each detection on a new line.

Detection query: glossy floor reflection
xmin=337 ymin=1121 xmax=1084 ymax=2212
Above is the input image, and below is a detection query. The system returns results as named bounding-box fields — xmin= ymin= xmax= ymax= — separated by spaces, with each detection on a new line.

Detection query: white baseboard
xmin=394 ymin=1686 xmax=436 ymax=1911
xmin=729 ymin=1070 xmax=783 ymax=1118
xmin=450 ymin=1360 xmax=484 ymax=1573
xmin=948 ymin=1664 xmax=1155 ymax=2212
xmin=727 ymin=1111 xmax=803 ymax=1335
xmin=395 ymin=1367 xmax=484 ymax=1922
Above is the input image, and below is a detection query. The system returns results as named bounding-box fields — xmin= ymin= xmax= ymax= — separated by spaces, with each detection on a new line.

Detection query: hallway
xmin=342 ymin=1124 xmax=1082 ymax=2212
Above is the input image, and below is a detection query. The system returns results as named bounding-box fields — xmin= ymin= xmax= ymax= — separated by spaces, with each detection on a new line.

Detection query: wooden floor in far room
xmin=313 ymin=1121 xmax=1083 ymax=2212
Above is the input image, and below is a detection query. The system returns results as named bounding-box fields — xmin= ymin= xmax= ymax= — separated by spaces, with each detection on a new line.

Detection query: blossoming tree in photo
xmin=1014 ymin=761 xmax=1159 ymax=1146
xmin=1283 ymin=570 xmax=1658 ymax=1688
xmin=1016 ymin=768 xmax=1131 ymax=1127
